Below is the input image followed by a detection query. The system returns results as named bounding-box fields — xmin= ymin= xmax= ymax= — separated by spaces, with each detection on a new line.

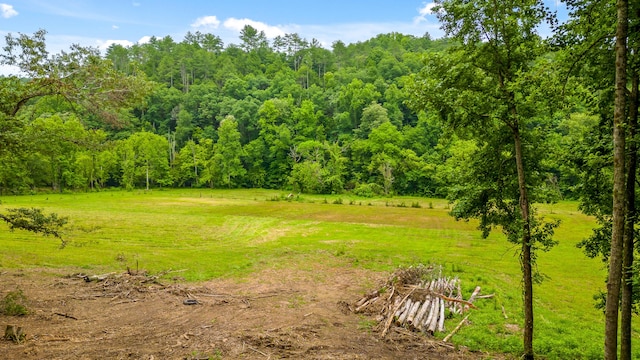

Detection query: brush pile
xmin=353 ymin=265 xmax=490 ymax=338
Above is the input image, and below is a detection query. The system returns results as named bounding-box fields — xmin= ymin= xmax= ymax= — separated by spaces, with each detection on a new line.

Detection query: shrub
xmin=0 ymin=289 xmax=28 ymax=316
xmin=353 ymin=183 xmax=383 ymax=198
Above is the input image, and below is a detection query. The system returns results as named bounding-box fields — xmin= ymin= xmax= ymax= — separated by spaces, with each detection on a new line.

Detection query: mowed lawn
xmin=0 ymin=189 xmax=633 ymax=359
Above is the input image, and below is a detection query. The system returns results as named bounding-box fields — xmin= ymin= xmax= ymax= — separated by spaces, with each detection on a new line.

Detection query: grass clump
xmin=357 ymin=316 xmax=378 ymax=332
xmin=0 ymin=289 xmax=29 ymax=316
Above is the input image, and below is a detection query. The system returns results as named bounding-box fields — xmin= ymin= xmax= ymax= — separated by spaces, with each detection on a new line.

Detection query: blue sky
xmin=0 ymin=1 xmax=448 ymax=51
xmin=1 ymin=0 xmax=567 ymax=75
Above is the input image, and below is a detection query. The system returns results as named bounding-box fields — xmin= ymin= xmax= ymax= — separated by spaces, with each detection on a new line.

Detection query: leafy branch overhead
xmin=0 ymin=207 xmax=68 ymax=246
xmin=0 ymin=29 xmax=152 ymax=125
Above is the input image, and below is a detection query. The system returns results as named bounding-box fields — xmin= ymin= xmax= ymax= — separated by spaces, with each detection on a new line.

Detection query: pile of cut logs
xmin=353 ymin=265 xmax=491 ymax=338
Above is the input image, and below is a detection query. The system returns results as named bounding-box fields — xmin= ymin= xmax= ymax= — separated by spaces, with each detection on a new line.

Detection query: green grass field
xmin=0 ymin=189 xmax=635 ymax=359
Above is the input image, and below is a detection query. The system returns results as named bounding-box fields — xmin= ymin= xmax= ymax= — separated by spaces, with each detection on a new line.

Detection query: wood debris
xmin=353 ymin=265 xmax=490 ymax=338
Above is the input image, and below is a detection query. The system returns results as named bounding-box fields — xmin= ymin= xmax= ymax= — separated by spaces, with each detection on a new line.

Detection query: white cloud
xmin=132 ymin=2 xmax=140 ymax=6
xmin=191 ymin=15 xmax=220 ymax=30
xmin=112 ymin=25 xmax=119 ymax=29
xmin=97 ymin=39 xmax=134 ymax=51
xmin=223 ymin=17 xmax=285 ymax=38
xmin=1 ymin=3 xmax=18 ymax=18
xmin=138 ymin=35 xmax=151 ymax=44
xmin=414 ymin=2 xmax=436 ymax=23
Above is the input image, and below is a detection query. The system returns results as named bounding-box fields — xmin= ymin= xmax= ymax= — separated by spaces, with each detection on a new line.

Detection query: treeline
xmin=0 ymin=28 xmax=583 ymax=197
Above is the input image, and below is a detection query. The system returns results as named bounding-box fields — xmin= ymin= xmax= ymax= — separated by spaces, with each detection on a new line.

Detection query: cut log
xmin=437 ymin=298 xmax=446 ymax=332
xmin=386 ymin=286 xmax=395 ymax=302
xmin=381 ymin=288 xmax=416 ymax=338
xmin=422 ymin=297 xmax=437 ymax=331
xmin=443 ymin=314 xmax=470 ymax=342
xmin=413 ymin=298 xmax=431 ymax=328
xmin=468 ymin=286 xmax=481 ymax=301
xmin=82 ymin=272 xmax=117 ymax=282
xmin=355 ymin=296 xmax=379 ymax=312
xmin=394 ymin=304 xmax=405 ymax=319
xmin=435 ymin=279 xmax=443 ymax=292
xmin=453 ymin=281 xmax=463 ymax=314
xmin=355 ymin=289 xmax=380 ymax=307
xmin=476 ymin=294 xmax=495 ymax=299
xmin=355 ymin=297 xmax=368 ymax=308
xmin=393 ymin=293 xmax=402 ymax=306
xmin=395 ymin=300 xmax=408 ymax=320
xmin=427 ymin=301 xmax=439 ymax=333
xmin=397 ymin=299 xmax=413 ymax=324
xmin=405 ymin=300 xmax=422 ymax=325
xmin=464 ymin=286 xmax=482 ymax=312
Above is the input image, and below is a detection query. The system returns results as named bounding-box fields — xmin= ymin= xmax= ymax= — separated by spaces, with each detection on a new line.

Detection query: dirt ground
xmin=0 ymin=266 xmax=504 ymax=360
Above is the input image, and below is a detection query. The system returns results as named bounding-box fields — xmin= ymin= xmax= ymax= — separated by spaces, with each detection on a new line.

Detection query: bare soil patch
xmin=0 ymin=266 xmax=503 ymax=359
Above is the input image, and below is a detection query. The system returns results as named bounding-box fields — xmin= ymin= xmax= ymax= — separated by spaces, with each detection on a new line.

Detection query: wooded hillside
xmin=0 ymin=28 xmax=577 ymax=199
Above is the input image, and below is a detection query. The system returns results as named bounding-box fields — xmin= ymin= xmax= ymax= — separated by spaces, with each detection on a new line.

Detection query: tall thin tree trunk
xmin=621 ymin=72 xmax=638 ymax=360
xmin=606 ymin=0 xmax=628 ymax=358
xmin=192 ymin=143 xmax=198 ymax=183
xmin=146 ymin=163 xmax=150 ymax=191
xmin=91 ymin=153 xmax=96 ymax=190
xmin=513 ymin=125 xmax=534 ymax=360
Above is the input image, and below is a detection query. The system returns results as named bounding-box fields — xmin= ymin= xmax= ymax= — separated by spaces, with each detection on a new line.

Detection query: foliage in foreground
xmin=0 ymin=207 xmax=68 ymax=246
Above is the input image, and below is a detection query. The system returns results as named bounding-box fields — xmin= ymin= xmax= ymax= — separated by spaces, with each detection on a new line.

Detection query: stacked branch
xmin=354 ymin=265 xmax=490 ymax=337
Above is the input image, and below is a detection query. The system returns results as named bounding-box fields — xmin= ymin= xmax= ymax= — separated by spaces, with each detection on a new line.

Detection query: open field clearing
xmin=0 ymin=189 xmax=634 ymax=359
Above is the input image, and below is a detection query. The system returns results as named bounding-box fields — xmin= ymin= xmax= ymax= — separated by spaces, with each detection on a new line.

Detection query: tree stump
xmin=4 ymin=325 xmax=25 ymax=343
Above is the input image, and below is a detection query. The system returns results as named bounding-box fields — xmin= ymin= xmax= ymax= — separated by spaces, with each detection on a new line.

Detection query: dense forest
xmin=1 ymin=29 xmax=459 ymax=196
xmin=0 ymin=26 xmax=579 ymax=199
